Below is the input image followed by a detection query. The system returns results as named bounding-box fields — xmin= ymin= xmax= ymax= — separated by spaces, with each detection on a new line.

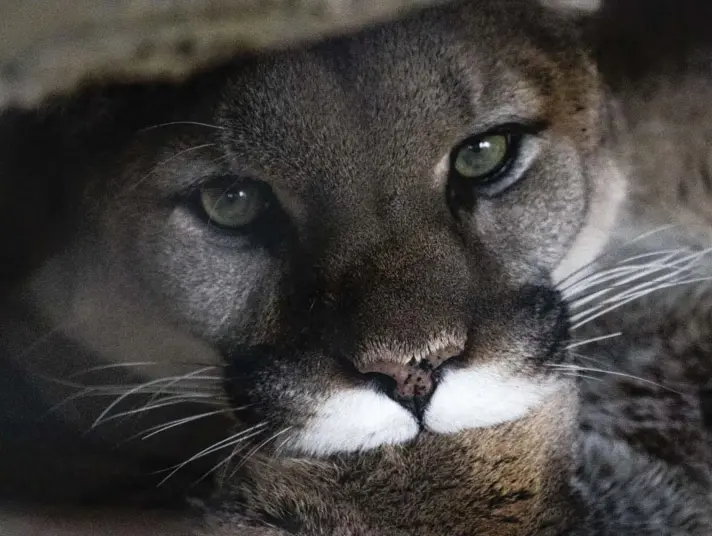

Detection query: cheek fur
xmin=424 ymin=364 xmax=563 ymax=434
xmin=283 ymin=389 xmax=419 ymax=456
xmin=136 ymin=212 xmax=279 ymax=341
xmin=553 ymin=154 xmax=627 ymax=285
xmin=473 ymin=147 xmax=591 ymax=281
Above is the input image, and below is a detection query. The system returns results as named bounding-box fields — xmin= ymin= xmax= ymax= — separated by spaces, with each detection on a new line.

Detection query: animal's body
xmin=2 ymin=0 xmax=712 ymax=534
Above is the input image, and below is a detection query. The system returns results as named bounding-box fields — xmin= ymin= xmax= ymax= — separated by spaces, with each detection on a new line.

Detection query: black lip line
xmin=410 ymin=361 xmax=452 ymax=425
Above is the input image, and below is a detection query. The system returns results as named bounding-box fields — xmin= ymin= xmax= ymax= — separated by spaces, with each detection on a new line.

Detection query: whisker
xmin=38 ymin=373 xmax=218 ymax=393
xmin=91 ymin=366 xmax=219 ymax=429
xmin=548 ymin=363 xmax=683 ymax=394
xmin=39 ymin=364 xmax=222 ymax=393
xmin=565 ymin=244 xmax=712 ymax=316
xmin=568 ymin=351 xmax=612 ymax=367
xmin=95 ymin=393 xmax=226 ymax=426
xmin=561 ymin=249 xmax=686 ymax=296
xmin=67 ymin=362 xmax=219 ymax=378
xmin=577 ymin=354 xmax=610 ymax=366
xmin=139 ymin=121 xmax=227 ymax=133
xmin=122 ymin=407 xmax=235 ymax=443
xmin=142 ymin=370 xmax=223 ymax=407
xmin=195 ymin=438 xmax=253 ymax=487
xmin=123 ymin=143 xmax=216 ymax=194
xmin=557 ymin=224 xmax=682 ymax=289
xmin=571 ymin=276 xmax=712 ymax=330
xmin=67 ymin=361 xmax=163 ymax=378
xmin=564 ymin=246 xmax=709 ymax=304
xmin=623 ymin=223 xmax=682 ymax=245
xmin=563 ymin=253 xmax=688 ymax=302
xmin=44 ymin=385 xmax=218 ymax=417
xmin=156 ymin=423 xmax=269 ymax=486
xmin=569 ymin=252 xmax=712 ymax=324
xmin=566 ymin=332 xmax=622 ymax=350
xmin=273 ymin=435 xmax=295 ymax=459
xmin=13 ymin=319 xmax=83 ymax=363
xmin=570 ymin=276 xmax=675 ymax=321
xmin=558 ymin=371 xmax=605 ymax=384
xmin=225 ymin=427 xmax=294 ymax=482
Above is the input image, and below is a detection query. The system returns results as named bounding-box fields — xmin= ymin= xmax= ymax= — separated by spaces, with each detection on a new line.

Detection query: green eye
xmin=200 ymin=181 xmax=265 ymax=229
xmin=452 ymin=134 xmax=511 ymax=180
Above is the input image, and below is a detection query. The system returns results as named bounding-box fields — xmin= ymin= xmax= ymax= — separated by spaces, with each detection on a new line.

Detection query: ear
xmin=537 ymin=0 xmax=602 ymax=14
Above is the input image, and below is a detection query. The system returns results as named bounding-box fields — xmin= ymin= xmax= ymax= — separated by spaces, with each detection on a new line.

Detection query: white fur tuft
xmin=285 ymin=389 xmax=419 ymax=456
xmin=424 ymin=364 xmax=559 ymax=434
xmin=553 ymin=158 xmax=627 ymax=285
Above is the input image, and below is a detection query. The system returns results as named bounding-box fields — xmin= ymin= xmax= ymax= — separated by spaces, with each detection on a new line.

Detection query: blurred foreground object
xmin=0 ymin=0 xmax=452 ymax=109
xmin=0 ymin=0 xmax=610 ymax=109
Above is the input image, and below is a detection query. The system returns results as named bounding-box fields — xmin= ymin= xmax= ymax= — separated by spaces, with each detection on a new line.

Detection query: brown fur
xmin=202 ymin=387 xmax=579 ymax=536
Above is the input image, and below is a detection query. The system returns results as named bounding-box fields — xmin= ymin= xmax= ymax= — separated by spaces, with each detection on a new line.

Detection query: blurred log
xmin=0 ymin=0 xmax=453 ymax=109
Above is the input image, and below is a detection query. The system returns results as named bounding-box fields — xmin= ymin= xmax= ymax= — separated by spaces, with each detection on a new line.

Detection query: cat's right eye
xmin=198 ymin=178 xmax=268 ymax=230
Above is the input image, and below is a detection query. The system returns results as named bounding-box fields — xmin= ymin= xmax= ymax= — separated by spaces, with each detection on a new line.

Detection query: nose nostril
xmin=356 ymin=343 xmax=463 ymax=405
xmin=359 ymin=361 xmax=434 ymax=400
xmin=364 ymin=371 xmax=398 ymax=396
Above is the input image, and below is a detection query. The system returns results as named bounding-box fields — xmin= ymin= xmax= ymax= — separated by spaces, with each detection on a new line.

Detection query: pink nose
xmin=357 ymin=345 xmax=461 ymax=400
xmin=361 ymin=361 xmax=434 ymax=398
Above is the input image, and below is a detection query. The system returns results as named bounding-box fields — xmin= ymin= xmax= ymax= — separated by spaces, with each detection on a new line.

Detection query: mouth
xmin=356 ymin=340 xmax=470 ymax=419
xmin=277 ymin=360 xmax=566 ymax=458
xmin=363 ymin=357 xmax=457 ymax=423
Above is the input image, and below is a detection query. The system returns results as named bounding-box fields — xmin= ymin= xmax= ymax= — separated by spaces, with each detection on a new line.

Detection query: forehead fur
xmin=214 ymin=0 xmax=601 ymax=198
xmin=220 ymin=0 xmax=597 ymax=117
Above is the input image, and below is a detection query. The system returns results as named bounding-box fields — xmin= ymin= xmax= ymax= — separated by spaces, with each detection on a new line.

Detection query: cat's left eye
xmin=199 ymin=179 xmax=267 ymax=229
xmin=451 ymin=132 xmax=516 ymax=183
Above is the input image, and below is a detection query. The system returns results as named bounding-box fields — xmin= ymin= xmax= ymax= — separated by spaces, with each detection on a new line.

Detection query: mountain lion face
xmin=25 ymin=0 xmax=623 ymax=458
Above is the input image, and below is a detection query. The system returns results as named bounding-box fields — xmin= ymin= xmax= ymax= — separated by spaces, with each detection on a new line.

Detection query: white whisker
xmin=142 ymin=369 xmax=223 ymax=407
xmin=566 ymin=332 xmax=622 ymax=349
xmin=225 ymin=427 xmax=295 ymax=482
xmin=549 ymin=363 xmax=682 ymax=394
xmin=139 ymin=121 xmax=227 ymax=133
xmin=569 ymin=351 xmax=612 ymax=367
xmin=569 ymin=250 xmax=712 ymax=325
xmin=196 ymin=437 xmax=253 ymax=487
xmin=557 ymin=224 xmax=682 ymax=289
xmin=571 ymin=276 xmax=712 ymax=330
xmin=67 ymin=361 xmax=162 ymax=378
xmin=123 ymin=143 xmax=216 ymax=194
xmin=67 ymin=362 xmax=218 ymax=378
xmin=563 ymin=246 xmax=711 ymax=304
xmin=13 ymin=319 xmax=83 ymax=363
xmin=95 ymin=394 xmax=226 ymax=426
xmin=564 ymin=254 xmax=685 ymax=303
xmin=91 ymin=366 xmax=219 ymax=429
xmin=562 ymin=250 xmax=685 ymax=296
xmin=157 ymin=423 xmax=269 ymax=486
xmin=558 ymin=371 xmax=605 ymax=383
xmin=131 ymin=407 xmax=234 ymax=442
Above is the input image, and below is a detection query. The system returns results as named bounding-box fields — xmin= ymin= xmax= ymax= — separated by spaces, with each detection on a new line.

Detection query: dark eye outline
xmin=445 ymin=121 xmax=548 ymax=213
xmin=187 ymin=176 xmax=273 ymax=234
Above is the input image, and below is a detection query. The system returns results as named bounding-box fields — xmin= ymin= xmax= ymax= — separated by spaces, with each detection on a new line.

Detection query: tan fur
xmin=203 ymin=385 xmax=579 ymax=536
